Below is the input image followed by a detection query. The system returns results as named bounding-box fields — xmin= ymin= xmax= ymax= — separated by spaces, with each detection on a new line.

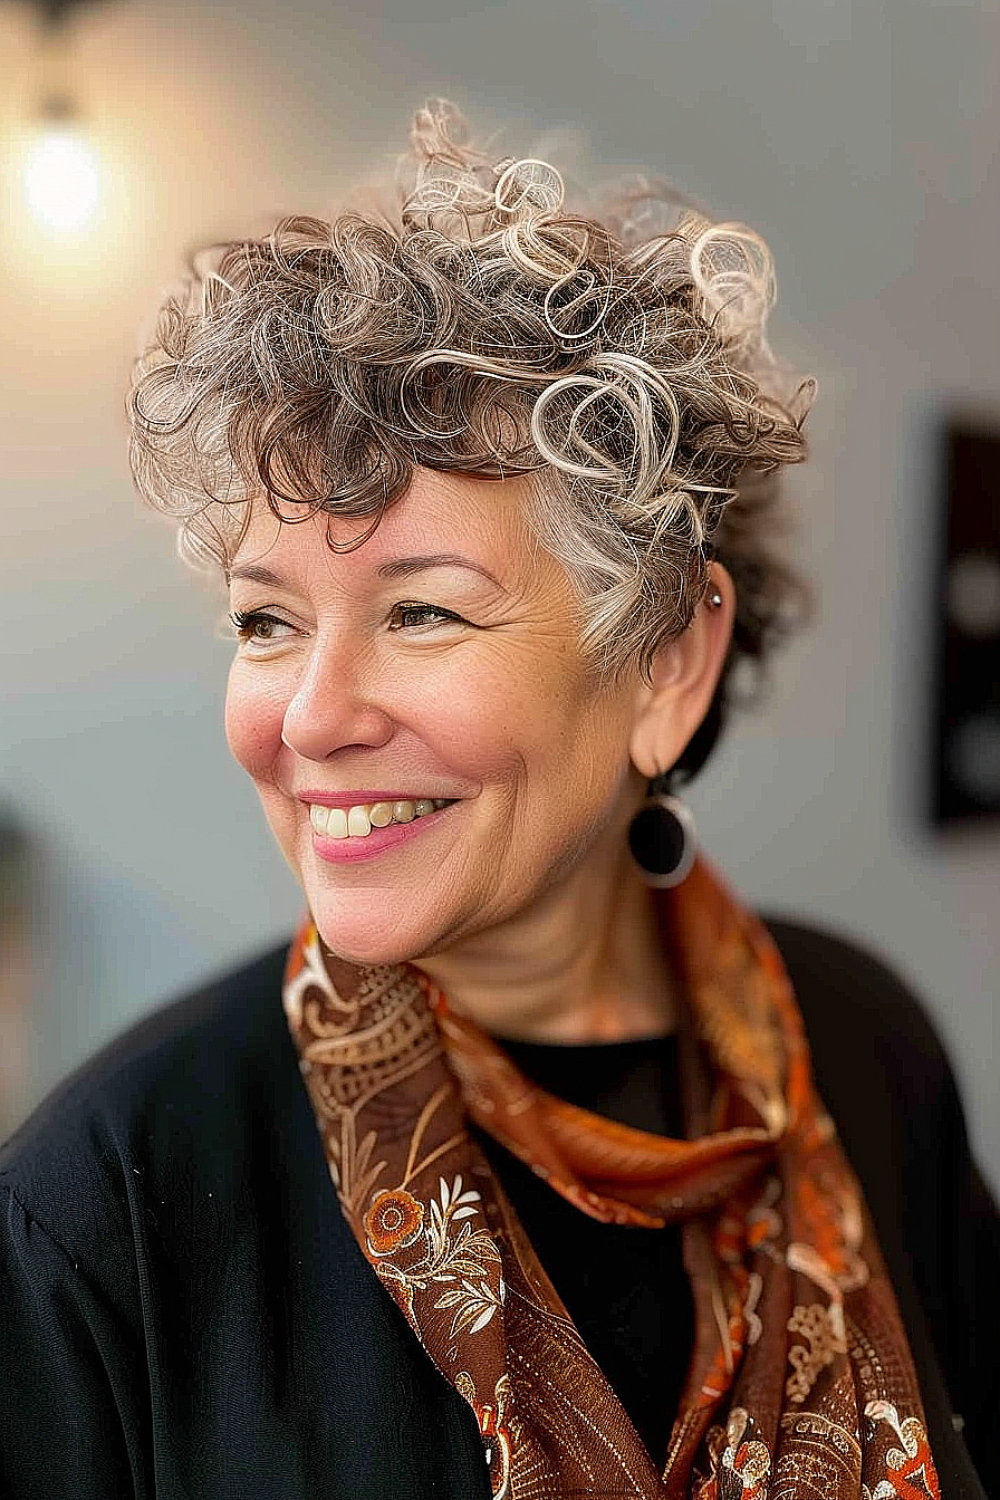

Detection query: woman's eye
xmin=227 ymin=602 xmax=462 ymax=645
xmin=387 ymin=601 xmax=460 ymax=631
xmin=228 ymin=610 xmax=295 ymax=647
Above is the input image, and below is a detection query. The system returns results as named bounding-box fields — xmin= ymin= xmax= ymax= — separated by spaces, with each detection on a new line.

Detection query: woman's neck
xmin=411 ymin=839 xmax=680 ymax=1045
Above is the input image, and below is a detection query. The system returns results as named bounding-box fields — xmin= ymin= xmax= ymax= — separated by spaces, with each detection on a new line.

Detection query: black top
xmin=483 ymin=1034 xmax=690 ymax=1470
xmin=0 ymin=917 xmax=995 ymax=1499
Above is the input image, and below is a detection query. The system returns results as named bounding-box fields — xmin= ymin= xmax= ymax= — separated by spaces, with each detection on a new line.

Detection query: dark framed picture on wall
xmin=930 ymin=418 xmax=1000 ymax=827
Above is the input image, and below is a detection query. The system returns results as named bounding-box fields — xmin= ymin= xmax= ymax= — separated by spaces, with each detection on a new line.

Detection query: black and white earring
xmin=627 ymin=768 xmax=697 ymax=888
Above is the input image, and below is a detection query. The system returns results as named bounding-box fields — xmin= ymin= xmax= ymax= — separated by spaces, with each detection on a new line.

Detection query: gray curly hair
xmin=128 ymin=99 xmax=815 ymax=778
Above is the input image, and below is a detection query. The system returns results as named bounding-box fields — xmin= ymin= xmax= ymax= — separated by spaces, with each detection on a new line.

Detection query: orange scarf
xmin=282 ymin=854 xmax=940 ymax=1498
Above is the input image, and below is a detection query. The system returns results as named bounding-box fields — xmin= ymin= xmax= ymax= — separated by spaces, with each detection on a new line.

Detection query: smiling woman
xmin=0 ymin=100 xmax=995 ymax=1500
xmin=217 ymin=470 xmax=717 ymax=987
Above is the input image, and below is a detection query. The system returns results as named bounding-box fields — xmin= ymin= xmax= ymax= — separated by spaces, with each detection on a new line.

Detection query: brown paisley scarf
xmin=282 ymin=854 xmax=941 ymax=1499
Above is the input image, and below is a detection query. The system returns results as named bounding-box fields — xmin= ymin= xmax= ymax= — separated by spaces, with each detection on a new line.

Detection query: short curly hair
xmin=128 ymin=99 xmax=816 ymax=780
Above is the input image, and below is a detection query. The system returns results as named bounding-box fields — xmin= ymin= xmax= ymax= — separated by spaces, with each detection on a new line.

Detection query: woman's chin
xmin=306 ymin=898 xmax=440 ymax=970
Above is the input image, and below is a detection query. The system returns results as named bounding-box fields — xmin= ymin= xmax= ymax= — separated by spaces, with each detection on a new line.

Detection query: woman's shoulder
xmin=0 ymin=940 xmax=292 ymax=1270
xmin=758 ymin=910 xmax=961 ymax=1142
xmin=760 ymin=911 xmax=946 ymax=1064
xmin=757 ymin=911 xmax=972 ymax=1204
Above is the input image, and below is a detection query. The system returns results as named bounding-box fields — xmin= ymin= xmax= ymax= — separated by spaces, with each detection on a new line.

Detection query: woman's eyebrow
xmin=227 ymin=564 xmax=285 ymax=587
xmin=227 ymin=555 xmax=507 ymax=593
xmin=375 ymin=554 xmax=507 ymax=593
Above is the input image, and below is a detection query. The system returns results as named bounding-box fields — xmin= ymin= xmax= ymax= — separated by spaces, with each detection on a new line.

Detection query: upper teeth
xmin=309 ymin=799 xmax=452 ymax=839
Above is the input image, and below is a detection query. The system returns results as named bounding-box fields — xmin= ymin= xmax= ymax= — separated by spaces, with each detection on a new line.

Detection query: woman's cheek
xmin=224 ymin=665 xmax=285 ymax=780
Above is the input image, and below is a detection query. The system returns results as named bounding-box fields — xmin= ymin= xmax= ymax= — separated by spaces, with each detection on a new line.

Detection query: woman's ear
xmin=629 ymin=563 xmax=735 ymax=781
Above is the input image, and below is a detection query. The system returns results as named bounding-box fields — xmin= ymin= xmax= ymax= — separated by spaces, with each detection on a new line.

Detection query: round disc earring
xmin=627 ymin=767 xmax=698 ymax=888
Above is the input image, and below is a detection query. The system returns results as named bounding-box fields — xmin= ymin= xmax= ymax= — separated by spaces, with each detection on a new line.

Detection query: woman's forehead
xmin=228 ymin=469 xmax=534 ymax=585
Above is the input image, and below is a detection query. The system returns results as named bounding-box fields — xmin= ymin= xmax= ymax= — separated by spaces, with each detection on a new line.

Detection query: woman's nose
xmin=279 ymin=640 xmax=394 ymax=761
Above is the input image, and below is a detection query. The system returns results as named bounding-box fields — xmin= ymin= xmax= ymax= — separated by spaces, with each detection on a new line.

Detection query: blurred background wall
xmin=1 ymin=0 xmax=997 ymax=1187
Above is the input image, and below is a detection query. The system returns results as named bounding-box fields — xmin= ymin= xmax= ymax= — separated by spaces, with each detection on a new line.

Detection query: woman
xmin=1 ymin=102 xmax=995 ymax=1499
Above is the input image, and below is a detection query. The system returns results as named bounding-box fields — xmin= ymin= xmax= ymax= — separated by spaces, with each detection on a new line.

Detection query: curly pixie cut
xmin=129 ymin=99 xmax=816 ymax=780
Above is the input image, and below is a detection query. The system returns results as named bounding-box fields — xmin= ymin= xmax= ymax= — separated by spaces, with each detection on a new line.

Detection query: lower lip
xmin=310 ymin=802 xmax=459 ymax=864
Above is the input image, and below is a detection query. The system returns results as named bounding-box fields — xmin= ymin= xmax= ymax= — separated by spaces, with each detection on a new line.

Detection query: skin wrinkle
xmin=224 ymin=467 xmax=734 ymax=1044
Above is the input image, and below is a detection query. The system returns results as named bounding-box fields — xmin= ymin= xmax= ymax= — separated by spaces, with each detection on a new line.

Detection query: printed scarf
xmin=282 ymin=854 xmax=941 ymax=1499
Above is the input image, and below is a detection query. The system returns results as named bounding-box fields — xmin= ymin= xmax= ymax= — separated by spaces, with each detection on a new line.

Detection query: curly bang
xmin=128 ymin=99 xmax=816 ymax=779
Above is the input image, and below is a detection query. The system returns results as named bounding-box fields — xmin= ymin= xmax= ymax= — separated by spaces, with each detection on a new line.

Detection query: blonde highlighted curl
xmin=129 ymin=99 xmax=816 ymax=777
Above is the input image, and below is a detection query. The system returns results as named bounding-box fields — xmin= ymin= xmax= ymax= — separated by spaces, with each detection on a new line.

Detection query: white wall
xmin=1 ymin=0 xmax=997 ymax=1190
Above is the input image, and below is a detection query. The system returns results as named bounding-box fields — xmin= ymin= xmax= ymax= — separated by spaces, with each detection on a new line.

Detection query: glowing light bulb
xmin=23 ymin=126 xmax=100 ymax=232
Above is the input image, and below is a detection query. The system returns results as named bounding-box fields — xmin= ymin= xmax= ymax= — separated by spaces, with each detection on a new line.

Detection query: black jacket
xmin=0 ymin=918 xmax=995 ymax=1498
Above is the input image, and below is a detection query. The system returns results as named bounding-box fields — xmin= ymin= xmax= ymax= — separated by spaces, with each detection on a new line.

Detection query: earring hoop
xmin=627 ymin=766 xmax=698 ymax=887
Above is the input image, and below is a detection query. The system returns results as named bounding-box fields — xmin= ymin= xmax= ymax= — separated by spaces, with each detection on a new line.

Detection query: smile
xmin=308 ymin=798 xmax=455 ymax=839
